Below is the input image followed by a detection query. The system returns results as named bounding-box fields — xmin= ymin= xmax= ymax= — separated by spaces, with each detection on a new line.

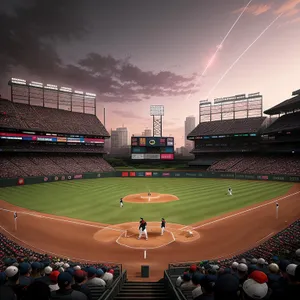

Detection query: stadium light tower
xmin=150 ymin=105 xmax=164 ymax=137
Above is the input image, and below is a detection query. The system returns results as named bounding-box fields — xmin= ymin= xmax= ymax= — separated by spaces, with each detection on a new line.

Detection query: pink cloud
xmin=290 ymin=16 xmax=300 ymax=22
xmin=274 ymin=0 xmax=300 ymax=16
xmin=233 ymin=4 xmax=272 ymax=16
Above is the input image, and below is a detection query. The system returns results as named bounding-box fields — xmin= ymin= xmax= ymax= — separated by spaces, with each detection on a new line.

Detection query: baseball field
xmin=0 ymin=178 xmax=293 ymax=224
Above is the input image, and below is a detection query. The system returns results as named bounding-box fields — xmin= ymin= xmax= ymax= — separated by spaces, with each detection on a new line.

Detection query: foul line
xmin=256 ymin=232 xmax=274 ymax=244
xmin=0 ymin=207 xmax=124 ymax=234
xmin=180 ymin=191 xmax=300 ymax=231
xmin=0 ymin=224 xmax=121 ymax=265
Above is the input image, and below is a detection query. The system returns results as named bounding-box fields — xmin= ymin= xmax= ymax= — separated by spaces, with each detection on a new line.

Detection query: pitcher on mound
xmin=138 ymin=217 xmax=148 ymax=240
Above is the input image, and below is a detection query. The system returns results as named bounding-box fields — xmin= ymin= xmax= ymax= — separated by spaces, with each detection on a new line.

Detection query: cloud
xmin=289 ymin=16 xmax=300 ymax=22
xmin=274 ymin=0 xmax=300 ymax=16
xmin=0 ymin=0 xmax=199 ymax=103
xmin=233 ymin=3 xmax=272 ymax=16
xmin=112 ymin=110 xmax=146 ymax=120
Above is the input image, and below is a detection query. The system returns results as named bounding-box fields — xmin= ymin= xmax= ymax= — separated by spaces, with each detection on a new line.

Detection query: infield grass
xmin=0 ymin=178 xmax=293 ymax=225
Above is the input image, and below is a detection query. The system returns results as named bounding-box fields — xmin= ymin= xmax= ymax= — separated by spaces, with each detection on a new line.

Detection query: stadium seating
xmin=263 ymin=112 xmax=300 ymax=133
xmin=188 ymin=117 xmax=266 ymax=136
xmin=0 ymin=99 xmax=109 ymax=136
xmin=209 ymin=155 xmax=300 ymax=175
xmin=0 ymin=155 xmax=114 ymax=178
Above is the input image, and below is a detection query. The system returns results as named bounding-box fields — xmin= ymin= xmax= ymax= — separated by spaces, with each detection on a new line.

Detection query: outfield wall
xmin=0 ymin=171 xmax=299 ymax=187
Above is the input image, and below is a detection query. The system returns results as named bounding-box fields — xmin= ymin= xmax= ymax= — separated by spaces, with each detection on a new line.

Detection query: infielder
xmin=148 ymin=191 xmax=151 ymax=197
xmin=161 ymin=218 xmax=166 ymax=236
xmin=120 ymin=198 xmax=123 ymax=208
xmin=228 ymin=187 xmax=232 ymax=196
xmin=138 ymin=217 xmax=148 ymax=240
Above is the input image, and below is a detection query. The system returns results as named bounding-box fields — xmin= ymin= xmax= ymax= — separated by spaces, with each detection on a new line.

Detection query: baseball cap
xmin=96 ymin=269 xmax=104 ymax=277
xmin=5 ymin=266 xmax=19 ymax=278
xmin=189 ymin=265 xmax=197 ymax=272
xmin=87 ymin=267 xmax=97 ymax=277
xmin=238 ymin=263 xmax=248 ymax=272
xmin=231 ymin=262 xmax=239 ymax=269
xmin=249 ymin=271 xmax=268 ymax=284
xmin=268 ymin=263 xmax=279 ymax=273
xmin=243 ymin=278 xmax=268 ymax=299
xmin=192 ymin=273 xmax=205 ymax=285
xmin=73 ymin=265 xmax=81 ymax=271
xmin=279 ymin=260 xmax=290 ymax=272
xmin=58 ymin=272 xmax=73 ymax=288
xmin=44 ymin=266 xmax=53 ymax=275
xmin=182 ymin=273 xmax=191 ymax=281
xmin=240 ymin=258 xmax=247 ymax=264
xmin=257 ymin=258 xmax=265 ymax=265
xmin=74 ymin=270 xmax=87 ymax=279
xmin=65 ymin=267 xmax=74 ymax=276
xmin=296 ymin=249 xmax=300 ymax=257
xmin=286 ymin=264 xmax=297 ymax=276
xmin=19 ymin=262 xmax=31 ymax=275
xmin=251 ymin=258 xmax=258 ymax=264
xmin=63 ymin=263 xmax=70 ymax=269
xmin=31 ymin=262 xmax=41 ymax=270
xmin=49 ymin=271 xmax=60 ymax=283
xmin=108 ymin=269 xmax=114 ymax=275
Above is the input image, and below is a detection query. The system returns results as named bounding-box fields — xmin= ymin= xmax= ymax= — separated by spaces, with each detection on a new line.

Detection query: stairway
xmin=114 ymin=281 xmax=171 ymax=300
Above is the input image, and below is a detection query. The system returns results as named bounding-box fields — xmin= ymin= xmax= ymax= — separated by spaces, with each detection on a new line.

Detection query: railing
xmin=99 ymin=270 xmax=127 ymax=300
xmin=164 ymin=270 xmax=186 ymax=300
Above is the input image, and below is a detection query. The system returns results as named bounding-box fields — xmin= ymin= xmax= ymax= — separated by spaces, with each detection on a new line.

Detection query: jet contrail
xmin=185 ymin=0 xmax=253 ymax=101
xmin=206 ymin=12 xmax=283 ymax=99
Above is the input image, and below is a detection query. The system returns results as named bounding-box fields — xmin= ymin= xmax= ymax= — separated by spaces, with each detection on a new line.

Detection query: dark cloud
xmin=0 ymin=0 xmax=199 ymax=102
xmin=112 ymin=110 xmax=146 ymax=120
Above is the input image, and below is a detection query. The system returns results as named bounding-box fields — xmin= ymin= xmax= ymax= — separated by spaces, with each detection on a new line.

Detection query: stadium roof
xmin=0 ymin=98 xmax=109 ymax=136
xmin=264 ymin=94 xmax=300 ymax=115
xmin=187 ymin=117 xmax=266 ymax=137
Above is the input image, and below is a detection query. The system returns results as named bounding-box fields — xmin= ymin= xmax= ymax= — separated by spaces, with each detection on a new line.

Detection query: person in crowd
xmin=179 ymin=273 xmax=194 ymax=291
xmin=4 ymin=266 xmax=26 ymax=300
xmin=192 ymin=272 xmax=205 ymax=299
xmin=101 ymin=266 xmax=113 ymax=287
xmin=31 ymin=262 xmax=42 ymax=279
xmin=72 ymin=270 xmax=92 ymax=300
xmin=49 ymin=271 xmax=60 ymax=292
xmin=267 ymin=263 xmax=281 ymax=285
xmin=241 ymin=270 xmax=269 ymax=300
xmin=37 ymin=266 xmax=53 ymax=285
xmin=237 ymin=263 xmax=248 ymax=285
xmin=23 ymin=281 xmax=50 ymax=300
xmin=214 ymin=273 xmax=240 ymax=300
xmin=256 ymin=258 xmax=267 ymax=272
xmin=50 ymin=272 xmax=87 ymax=300
xmin=86 ymin=267 xmax=106 ymax=287
xmin=18 ymin=262 xmax=34 ymax=287
xmin=194 ymin=276 xmax=214 ymax=300
xmin=285 ymin=264 xmax=300 ymax=300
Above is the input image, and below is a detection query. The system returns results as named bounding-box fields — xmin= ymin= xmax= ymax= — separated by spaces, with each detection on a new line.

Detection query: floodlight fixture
xmin=150 ymin=105 xmax=164 ymax=116
xmin=74 ymin=90 xmax=84 ymax=94
xmin=60 ymin=87 xmax=72 ymax=93
xmin=45 ymin=84 xmax=58 ymax=90
xmin=29 ymin=81 xmax=43 ymax=88
xmin=86 ymin=92 xmax=96 ymax=97
xmin=11 ymin=78 xmax=26 ymax=85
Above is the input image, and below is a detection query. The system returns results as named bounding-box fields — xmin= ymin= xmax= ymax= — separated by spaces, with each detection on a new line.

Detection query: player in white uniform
xmin=228 ymin=187 xmax=232 ymax=196
xmin=120 ymin=198 xmax=123 ymax=208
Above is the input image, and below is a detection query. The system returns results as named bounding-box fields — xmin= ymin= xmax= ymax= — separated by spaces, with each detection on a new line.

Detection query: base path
xmin=0 ymin=184 xmax=300 ymax=281
xmin=123 ymin=193 xmax=179 ymax=203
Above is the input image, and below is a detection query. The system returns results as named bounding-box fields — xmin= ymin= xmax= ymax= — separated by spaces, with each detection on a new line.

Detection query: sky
xmin=0 ymin=0 xmax=300 ymax=147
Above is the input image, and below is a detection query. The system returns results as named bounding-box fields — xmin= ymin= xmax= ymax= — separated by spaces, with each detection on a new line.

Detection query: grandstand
xmin=188 ymin=90 xmax=300 ymax=173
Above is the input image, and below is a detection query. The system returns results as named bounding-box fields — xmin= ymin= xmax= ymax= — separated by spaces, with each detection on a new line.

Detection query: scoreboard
xmin=131 ymin=137 xmax=174 ymax=160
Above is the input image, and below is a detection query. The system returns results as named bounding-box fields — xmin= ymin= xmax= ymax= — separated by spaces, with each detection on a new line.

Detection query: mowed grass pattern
xmin=0 ymin=178 xmax=293 ymax=225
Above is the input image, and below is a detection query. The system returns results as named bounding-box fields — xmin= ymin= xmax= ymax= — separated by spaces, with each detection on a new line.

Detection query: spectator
xmin=285 ymin=265 xmax=300 ymax=300
xmin=37 ymin=266 xmax=53 ymax=285
xmin=0 ymin=285 xmax=17 ymax=300
xmin=267 ymin=263 xmax=280 ymax=285
xmin=72 ymin=270 xmax=92 ymax=300
xmin=18 ymin=262 xmax=33 ymax=287
xmin=231 ymin=262 xmax=239 ymax=273
xmin=237 ymin=263 xmax=248 ymax=284
xmin=257 ymin=258 xmax=267 ymax=272
xmin=23 ymin=281 xmax=50 ymax=300
xmin=50 ymin=272 xmax=87 ymax=300
xmin=179 ymin=273 xmax=194 ymax=291
xmin=242 ymin=270 xmax=269 ymax=300
xmin=31 ymin=262 xmax=42 ymax=279
xmin=86 ymin=267 xmax=106 ymax=287
xmin=101 ymin=266 xmax=113 ymax=287
xmin=4 ymin=266 xmax=25 ymax=300
xmin=96 ymin=269 xmax=104 ymax=279
xmin=192 ymin=273 xmax=205 ymax=299
xmin=49 ymin=271 xmax=60 ymax=292
xmin=214 ymin=273 xmax=239 ymax=300
xmin=194 ymin=276 xmax=214 ymax=300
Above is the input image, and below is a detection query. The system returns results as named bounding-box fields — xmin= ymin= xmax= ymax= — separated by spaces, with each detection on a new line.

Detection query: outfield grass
xmin=0 ymin=178 xmax=293 ymax=225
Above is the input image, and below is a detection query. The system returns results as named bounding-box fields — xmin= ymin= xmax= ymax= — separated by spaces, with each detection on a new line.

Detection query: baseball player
xmin=138 ymin=217 xmax=148 ymax=240
xmin=161 ymin=218 xmax=166 ymax=235
xmin=148 ymin=191 xmax=151 ymax=197
xmin=120 ymin=198 xmax=123 ymax=208
xmin=228 ymin=187 xmax=232 ymax=196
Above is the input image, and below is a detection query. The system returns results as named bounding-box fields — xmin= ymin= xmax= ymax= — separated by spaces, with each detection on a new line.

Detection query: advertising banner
xmin=131 ymin=153 xmax=145 ymax=159
xmin=257 ymin=175 xmax=269 ymax=180
xmin=288 ymin=176 xmax=300 ymax=182
xmin=185 ymin=172 xmax=197 ymax=177
xmin=144 ymin=153 xmax=160 ymax=160
xmin=160 ymin=153 xmax=174 ymax=160
xmin=145 ymin=172 xmax=152 ymax=177
xmin=162 ymin=172 xmax=170 ymax=177
xmin=152 ymin=172 xmax=160 ymax=177
xmin=130 ymin=172 xmax=136 ymax=177
xmin=122 ymin=172 xmax=129 ymax=177
xmin=136 ymin=172 xmax=145 ymax=177
xmin=74 ymin=174 xmax=83 ymax=179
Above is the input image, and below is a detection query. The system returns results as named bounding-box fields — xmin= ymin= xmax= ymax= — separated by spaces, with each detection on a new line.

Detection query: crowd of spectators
xmin=263 ymin=112 xmax=300 ymax=133
xmin=0 ymin=155 xmax=114 ymax=178
xmin=188 ymin=117 xmax=266 ymax=137
xmin=0 ymin=233 xmax=120 ymax=300
xmin=169 ymin=220 xmax=300 ymax=299
xmin=208 ymin=155 xmax=300 ymax=176
xmin=0 ymin=99 xmax=109 ymax=136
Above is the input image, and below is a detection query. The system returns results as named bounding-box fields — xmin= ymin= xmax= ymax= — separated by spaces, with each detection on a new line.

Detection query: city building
xmin=142 ymin=128 xmax=152 ymax=136
xmin=184 ymin=116 xmax=196 ymax=151
xmin=111 ymin=127 xmax=128 ymax=148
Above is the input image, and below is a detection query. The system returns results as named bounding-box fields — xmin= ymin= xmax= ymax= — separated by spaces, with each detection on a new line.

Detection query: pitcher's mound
xmin=123 ymin=193 xmax=179 ymax=203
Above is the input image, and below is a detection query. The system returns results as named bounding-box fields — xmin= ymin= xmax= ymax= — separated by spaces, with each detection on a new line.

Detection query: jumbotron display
xmin=131 ymin=136 xmax=174 ymax=160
